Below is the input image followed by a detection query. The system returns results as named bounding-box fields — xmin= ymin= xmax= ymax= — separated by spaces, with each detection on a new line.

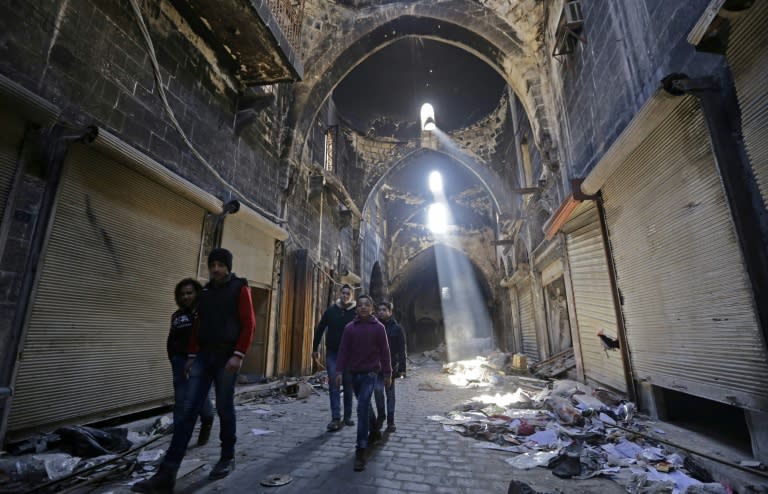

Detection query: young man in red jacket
xmin=134 ymin=248 xmax=255 ymax=493
xmin=335 ymin=294 xmax=391 ymax=472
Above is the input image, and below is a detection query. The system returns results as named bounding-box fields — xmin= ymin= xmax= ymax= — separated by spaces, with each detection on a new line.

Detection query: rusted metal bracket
xmin=571 ymin=178 xmax=598 ymax=201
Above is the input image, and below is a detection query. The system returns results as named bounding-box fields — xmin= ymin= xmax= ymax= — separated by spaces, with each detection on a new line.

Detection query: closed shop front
xmin=517 ymin=279 xmax=538 ymax=362
xmin=8 ymin=144 xmax=208 ymax=436
xmin=220 ymin=212 xmax=286 ymax=377
xmin=563 ymin=201 xmax=626 ymax=392
xmin=601 ymin=96 xmax=768 ymax=411
xmin=0 ymin=113 xmax=25 ymax=224
xmin=727 ymin=1 xmax=768 ymax=208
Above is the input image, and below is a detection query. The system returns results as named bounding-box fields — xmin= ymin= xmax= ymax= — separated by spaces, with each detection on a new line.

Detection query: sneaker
xmin=354 ymin=448 xmax=366 ymax=472
xmin=385 ymin=423 xmax=396 ymax=433
xmin=343 ymin=417 xmax=355 ymax=426
xmin=131 ymin=465 xmax=176 ymax=493
xmin=208 ymin=458 xmax=235 ymax=480
xmin=368 ymin=428 xmax=382 ymax=445
xmin=327 ymin=419 xmax=342 ymax=432
xmin=196 ymin=418 xmax=213 ymax=446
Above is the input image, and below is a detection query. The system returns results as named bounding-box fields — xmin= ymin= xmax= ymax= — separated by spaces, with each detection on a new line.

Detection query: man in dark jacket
xmin=133 ymin=248 xmax=255 ymax=494
xmin=312 ymin=284 xmax=357 ymax=431
xmin=373 ymin=301 xmax=406 ymax=433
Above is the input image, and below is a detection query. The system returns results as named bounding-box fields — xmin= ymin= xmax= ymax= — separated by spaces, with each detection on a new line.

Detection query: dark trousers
xmin=170 ymin=354 xmax=214 ymax=428
xmin=351 ymin=372 xmax=378 ymax=449
xmin=163 ymin=351 xmax=238 ymax=469
xmin=373 ymin=374 xmax=395 ymax=425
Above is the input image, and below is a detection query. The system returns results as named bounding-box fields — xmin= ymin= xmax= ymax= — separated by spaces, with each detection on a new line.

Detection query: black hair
xmin=377 ymin=301 xmax=393 ymax=311
xmin=357 ymin=293 xmax=374 ymax=305
xmin=175 ymin=278 xmax=203 ymax=308
xmin=341 ymin=283 xmax=353 ymax=292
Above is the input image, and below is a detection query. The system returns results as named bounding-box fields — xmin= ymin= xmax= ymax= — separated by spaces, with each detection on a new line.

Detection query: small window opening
xmin=324 ymin=126 xmax=337 ymax=172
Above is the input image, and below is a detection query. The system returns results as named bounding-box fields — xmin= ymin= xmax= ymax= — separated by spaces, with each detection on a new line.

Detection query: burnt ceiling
xmin=382 ymin=151 xmax=494 ymax=231
xmin=333 ymin=38 xmax=506 ymax=138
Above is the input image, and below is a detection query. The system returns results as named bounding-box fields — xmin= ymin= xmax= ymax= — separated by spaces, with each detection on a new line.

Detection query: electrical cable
xmin=127 ymin=0 xmax=286 ymax=225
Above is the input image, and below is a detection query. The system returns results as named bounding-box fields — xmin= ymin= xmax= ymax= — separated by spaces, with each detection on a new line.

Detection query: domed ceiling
xmin=333 ymin=38 xmax=506 ymax=138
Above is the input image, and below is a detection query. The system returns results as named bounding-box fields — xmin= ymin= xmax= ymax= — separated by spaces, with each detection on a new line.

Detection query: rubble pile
xmin=0 ymin=417 xmax=173 ymax=493
xmin=441 ymin=352 xmax=550 ymax=389
xmin=429 ymin=378 xmax=730 ymax=494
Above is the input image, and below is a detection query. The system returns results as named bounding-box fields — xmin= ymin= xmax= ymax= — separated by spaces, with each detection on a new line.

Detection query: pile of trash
xmin=441 ymin=352 xmax=551 ymax=389
xmin=0 ymin=416 xmax=174 ymax=492
xmin=408 ymin=343 xmax=448 ymax=366
xmin=429 ymin=379 xmax=731 ymax=494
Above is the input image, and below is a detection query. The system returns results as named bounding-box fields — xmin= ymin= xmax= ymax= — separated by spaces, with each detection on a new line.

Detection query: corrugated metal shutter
xmin=564 ymin=201 xmax=626 ymax=392
xmin=8 ymin=144 xmax=206 ymax=435
xmin=0 ymin=113 xmax=24 ymax=222
xmin=221 ymin=216 xmax=275 ymax=287
xmin=727 ymin=1 xmax=768 ymax=208
xmin=602 ymin=96 xmax=768 ymax=412
xmin=518 ymin=280 xmax=538 ymax=362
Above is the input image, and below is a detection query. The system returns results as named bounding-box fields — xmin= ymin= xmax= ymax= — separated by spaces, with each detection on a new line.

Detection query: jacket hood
xmin=336 ymin=299 xmax=357 ymax=311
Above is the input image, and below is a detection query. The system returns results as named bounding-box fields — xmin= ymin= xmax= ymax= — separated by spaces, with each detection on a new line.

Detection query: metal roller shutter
xmin=518 ymin=280 xmax=538 ymax=362
xmin=0 ymin=113 xmax=25 ymax=222
xmin=8 ymin=144 xmax=206 ymax=435
xmin=564 ymin=201 xmax=626 ymax=392
xmin=602 ymin=96 xmax=768 ymax=412
xmin=727 ymin=2 xmax=768 ymax=208
xmin=221 ymin=216 xmax=275 ymax=287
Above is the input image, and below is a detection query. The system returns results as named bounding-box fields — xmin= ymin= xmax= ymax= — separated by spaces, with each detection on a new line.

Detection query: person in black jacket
xmin=134 ymin=248 xmax=256 ymax=494
xmin=373 ymin=301 xmax=406 ymax=433
xmin=167 ymin=278 xmax=214 ymax=447
xmin=312 ymin=283 xmax=357 ymax=432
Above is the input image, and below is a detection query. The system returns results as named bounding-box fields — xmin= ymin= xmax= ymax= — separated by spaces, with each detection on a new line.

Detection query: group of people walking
xmin=134 ymin=250 xmax=406 ymax=494
xmin=314 ymin=285 xmax=407 ymax=471
xmin=134 ymin=248 xmax=256 ymax=494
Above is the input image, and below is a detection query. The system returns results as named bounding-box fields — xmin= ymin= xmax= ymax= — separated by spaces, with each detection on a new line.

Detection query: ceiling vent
xmin=553 ymin=1 xmax=587 ymax=57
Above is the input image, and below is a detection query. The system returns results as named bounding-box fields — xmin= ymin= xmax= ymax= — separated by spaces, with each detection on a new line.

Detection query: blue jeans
xmin=163 ymin=352 xmax=238 ymax=469
xmin=325 ymin=351 xmax=353 ymax=421
xmin=170 ymin=354 xmax=214 ymax=427
xmin=373 ymin=374 xmax=395 ymax=425
xmin=351 ymin=372 xmax=378 ymax=449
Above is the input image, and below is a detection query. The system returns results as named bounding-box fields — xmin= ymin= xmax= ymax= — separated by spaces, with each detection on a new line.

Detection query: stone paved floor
xmin=100 ymin=361 xmax=626 ymax=494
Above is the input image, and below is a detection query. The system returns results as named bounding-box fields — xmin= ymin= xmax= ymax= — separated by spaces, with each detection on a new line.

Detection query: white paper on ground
xmin=505 ymin=451 xmax=558 ymax=469
xmin=527 ymin=429 xmax=559 ymax=446
xmin=251 ymin=428 xmax=275 ymax=436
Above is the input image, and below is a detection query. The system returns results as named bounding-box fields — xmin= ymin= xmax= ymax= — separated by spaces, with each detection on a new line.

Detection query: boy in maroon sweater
xmin=336 ymin=294 xmax=392 ymax=471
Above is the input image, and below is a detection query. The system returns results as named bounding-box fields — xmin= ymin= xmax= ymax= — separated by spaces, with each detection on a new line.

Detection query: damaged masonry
xmin=1 ymin=0 xmax=768 ymax=493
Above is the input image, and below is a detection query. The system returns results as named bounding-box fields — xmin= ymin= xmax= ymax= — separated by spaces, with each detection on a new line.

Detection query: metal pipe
xmin=0 ymin=387 xmax=12 ymax=397
xmin=596 ymin=195 xmax=638 ymax=403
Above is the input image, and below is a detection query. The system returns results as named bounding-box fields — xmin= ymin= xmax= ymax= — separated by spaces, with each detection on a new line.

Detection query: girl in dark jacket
xmin=167 ymin=278 xmax=215 ymax=446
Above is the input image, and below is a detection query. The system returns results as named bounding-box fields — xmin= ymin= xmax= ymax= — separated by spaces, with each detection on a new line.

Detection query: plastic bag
xmin=33 ymin=453 xmax=81 ymax=480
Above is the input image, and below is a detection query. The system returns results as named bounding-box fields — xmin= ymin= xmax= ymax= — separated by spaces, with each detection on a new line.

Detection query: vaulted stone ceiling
xmin=292 ymin=0 xmax=551 ymax=165
xmin=333 ymin=38 xmax=506 ymax=138
xmin=294 ymin=0 xmax=549 ymax=287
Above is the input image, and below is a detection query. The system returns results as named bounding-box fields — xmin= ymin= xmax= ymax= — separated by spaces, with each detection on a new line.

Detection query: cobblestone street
xmin=104 ymin=362 xmax=624 ymax=494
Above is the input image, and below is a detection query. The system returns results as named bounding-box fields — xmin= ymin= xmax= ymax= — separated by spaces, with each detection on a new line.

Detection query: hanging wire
xmin=127 ymin=0 xmax=286 ymax=224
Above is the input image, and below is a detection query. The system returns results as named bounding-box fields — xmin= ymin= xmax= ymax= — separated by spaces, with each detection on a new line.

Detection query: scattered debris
xmin=530 ymin=348 xmax=575 ymax=379
xmin=250 ymin=429 xmax=275 ymax=436
xmin=418 ymin=382 xmax=444 ymax=392
xmin=55 ymin=425 xmax=131 ymax=458
xmin=429 ymin=352 xmax=733 ymax=494
xmin=260 ymin=473 xmax=293 ymax=487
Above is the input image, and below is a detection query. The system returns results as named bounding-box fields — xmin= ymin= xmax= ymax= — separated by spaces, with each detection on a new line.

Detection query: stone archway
xmin=290 ymin=3 xmax=551 ymax=167
xmin=369 ymin=261 xmax=385 ymax=303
